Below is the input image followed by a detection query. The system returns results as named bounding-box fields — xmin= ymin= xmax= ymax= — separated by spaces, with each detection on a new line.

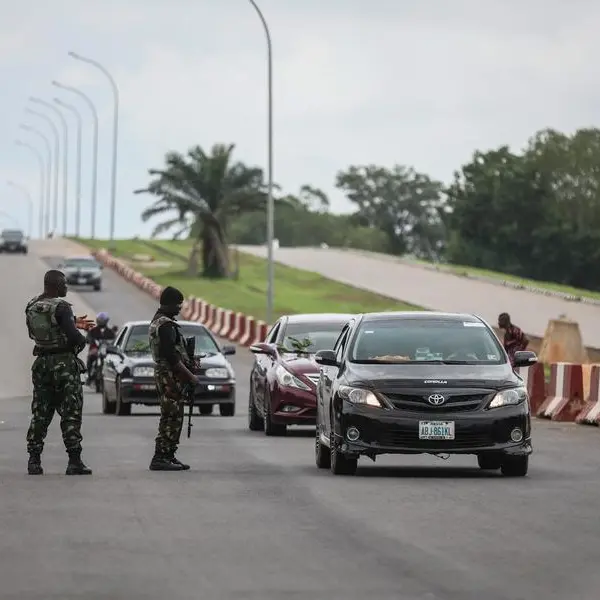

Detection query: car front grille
xmin=377 ymin=428 xmax=493 ymax=449
xmin=384 ymin=392 xmax=491 ymax=413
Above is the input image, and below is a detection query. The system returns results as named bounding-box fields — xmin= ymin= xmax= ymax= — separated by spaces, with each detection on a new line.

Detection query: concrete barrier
xmin=515 ymin=363 xmax=546 ymax=414
xmin=537 ymin=363 xmax=585 ymax=421
xmin=576 ymin=365 xmax=600 ymax=425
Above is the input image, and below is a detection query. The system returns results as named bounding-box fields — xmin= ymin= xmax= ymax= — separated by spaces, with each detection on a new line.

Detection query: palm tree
xmin=135 ymin=143 xmax=270 ymax=278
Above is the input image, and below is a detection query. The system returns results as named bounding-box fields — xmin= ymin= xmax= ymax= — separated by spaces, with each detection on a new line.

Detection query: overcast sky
xmin=1 ymin=0 xmax=598 ymax=239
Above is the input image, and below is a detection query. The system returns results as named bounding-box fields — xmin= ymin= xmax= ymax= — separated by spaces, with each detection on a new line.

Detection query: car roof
xmin=283 ymin=313 xmax=355 ymax=324
xmin=358 ymin=311 xmax=485 ymax=323
xmin=124 ymin=320 xmax=210 ymax=329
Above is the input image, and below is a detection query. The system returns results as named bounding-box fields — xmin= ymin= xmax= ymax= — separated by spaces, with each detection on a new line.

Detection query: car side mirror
xmin=221 ymin=345 xmax=236 ymax=356
xmin=513 ymin=350 xmax=537 ymax=368
xmin=105 ymin=344 xmax=123 ymax=357
xmin=249 ymin=342 xmax=277 ymax=357
xmin=314 ymin=349 xmax=339 ymax=367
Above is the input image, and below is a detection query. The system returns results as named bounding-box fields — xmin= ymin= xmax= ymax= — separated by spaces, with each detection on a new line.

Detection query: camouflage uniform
xmin=149 ymin=314 xmax=190 ymax=461
xmin=25 ymin=295 xmax=90 ymax=475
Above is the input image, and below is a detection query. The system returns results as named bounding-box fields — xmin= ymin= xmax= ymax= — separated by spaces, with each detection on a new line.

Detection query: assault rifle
xmin=183 ymin=336 xmax=203 ymax=438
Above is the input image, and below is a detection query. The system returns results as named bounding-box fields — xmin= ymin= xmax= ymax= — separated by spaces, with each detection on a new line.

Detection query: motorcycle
xmin=87 ymin=340 xmax=108 ymax=393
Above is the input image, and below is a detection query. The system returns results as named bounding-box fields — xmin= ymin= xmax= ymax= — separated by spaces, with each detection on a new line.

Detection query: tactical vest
xmin=25 ymin=295 xmax=71 ymax=351
xmin=149 ymin=314 xmax=188 ymax=369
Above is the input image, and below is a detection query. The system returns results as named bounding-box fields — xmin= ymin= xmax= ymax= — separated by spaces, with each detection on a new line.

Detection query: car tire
xmin=248 ymin=388 xmax=264 ymax=431
xmin=115 ymin=381 xmax=132 ymax=416
xmin=219 ymin=403 xmax=235 ymax=417
xmin=315 ymin=429 xmax=331 ymax=469
xmin=477 ymin=454 xmax=502 ymax=470
xmin=93 ymin=283 xmax=101 ymax=291
xmin=199 ymin=404 xmax=213 ymax=416
xmin=330 ymin=438 xmax=358 ymax=475
xmin=102 ymin=387 xmax=116 ymax=414
xmin=263 ymin=391 xmax=286 ymax=436
xmin=500 ymin=456 xmax=529 ymax=477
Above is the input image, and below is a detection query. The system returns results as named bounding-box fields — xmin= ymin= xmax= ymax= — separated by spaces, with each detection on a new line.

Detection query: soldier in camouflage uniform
xmin=148 ymin=286 xmax=200 ymax=471
xmin=25 ymin=269 xmax=95 ymax=475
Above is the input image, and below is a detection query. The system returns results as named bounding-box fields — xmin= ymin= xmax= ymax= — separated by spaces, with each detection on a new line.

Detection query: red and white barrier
xmin=219 ymin=310 xmax=235 ymax=337
xmin=229 ymin=313 xmax=244 ymax=343
xmin=239 ymin=318 xmax=256 ymax=347
xmin=515 ymin=362 xmax=546 ymax=414
xmin=576 ymin=365 xmax=600 ymax=425
xmin=537 ymin=363 xmax=584 ymax=421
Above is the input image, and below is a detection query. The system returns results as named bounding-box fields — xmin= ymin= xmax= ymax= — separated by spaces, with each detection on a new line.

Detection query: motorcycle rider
xmin=86 ymin=312 xmax=117 ymax=384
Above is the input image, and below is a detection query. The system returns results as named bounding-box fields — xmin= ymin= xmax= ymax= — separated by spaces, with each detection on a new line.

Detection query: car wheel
xmin=219 ymin=403 xmax=235 ymax=417
xmin=263 ymin=391 xmax=286 ymax=436
xmin=115 ymin=381 xmax=132 ymax=416
xmin=500 ymin=456 xmax=529 ymax=477
xmin=477 ymin=454 xmax=502 ymax=470
xmin=102 ymin=387 xmax=116 ymax=414
xmin=93 ymin=283 xmax=101 ymax=291
xmin=198 ymin=404 xmax=213 ymax=416
xmin=330 ymin=437 xmax=358 ymax=475
xmin=315 ymin=428 xmax=331 ymax=469
xmin=248 ymin=387 xmax=264 ymax=431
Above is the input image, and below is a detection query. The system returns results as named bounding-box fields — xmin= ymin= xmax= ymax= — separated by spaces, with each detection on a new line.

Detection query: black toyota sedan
xmin=101 ymin=320 xmax=236 ymax=416
xmin=314 ymin=311 xmax=537 ymax=477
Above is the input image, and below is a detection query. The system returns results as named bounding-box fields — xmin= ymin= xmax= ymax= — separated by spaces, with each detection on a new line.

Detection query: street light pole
xmin=23 ymin=111 xmax=60 ymax=232
xmin=247 ymin=0 xmax=274 ymax=323
xmin=29 ymin=97 xmax=69 ymax=236
xmin=16 ymin=133 xmax=50 ymax=237
xmin=7 ymin=181 xmax=33 ymax=238
xmin=54 ymin=98 xmax=83 ymax=238
xmin=52 ymin=81 xmax=100 ymax=239
xmin=68 ymin=52 xmax=119 ymax=242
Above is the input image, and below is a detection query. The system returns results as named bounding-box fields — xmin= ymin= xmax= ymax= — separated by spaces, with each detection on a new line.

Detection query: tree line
xmin=135 ymin=127 xmax=600 ymax=291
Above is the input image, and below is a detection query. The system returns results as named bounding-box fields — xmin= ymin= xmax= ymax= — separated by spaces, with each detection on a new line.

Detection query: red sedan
xmin=248 ymin=313 xmax=353 ymax=436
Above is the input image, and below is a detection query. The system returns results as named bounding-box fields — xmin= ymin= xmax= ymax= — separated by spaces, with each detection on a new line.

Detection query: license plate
xmin=419 ymin=421 xmax=455 ymax=440
xmin=77 ymin=277 xmax=86 ymax=284
xmin=140 ymin=384 xmax=155 ymax=391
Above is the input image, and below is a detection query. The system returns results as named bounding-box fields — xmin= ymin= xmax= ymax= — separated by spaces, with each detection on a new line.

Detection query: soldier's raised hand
xmin=75 ymin=314 xmax=95 ymax=331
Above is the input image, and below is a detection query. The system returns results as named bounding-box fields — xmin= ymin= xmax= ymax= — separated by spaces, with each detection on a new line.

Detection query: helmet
xmin=96 ymin=312 xmax=109 ymax=327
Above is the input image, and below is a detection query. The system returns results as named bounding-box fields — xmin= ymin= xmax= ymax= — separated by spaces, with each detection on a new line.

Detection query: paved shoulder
xmin=238 ymin=245 xmax=600 ymax=346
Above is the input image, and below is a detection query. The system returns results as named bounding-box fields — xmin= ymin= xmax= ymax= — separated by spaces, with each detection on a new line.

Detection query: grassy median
xmin=74 ymin=238 xmax=423 ymax=321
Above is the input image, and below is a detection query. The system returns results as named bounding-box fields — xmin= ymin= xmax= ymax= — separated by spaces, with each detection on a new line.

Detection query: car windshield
xmin=65 ymin=258 xmax=100 ymax=268
xmin=349 ymin=318 xmax=506 ymax=365
xmin=124 ymin=324 xmax=221 ymax=355
xmin=2 ymin=230 xmax=23 ymax=240
xmin=281 ymin=321 xmax=347 ymax=354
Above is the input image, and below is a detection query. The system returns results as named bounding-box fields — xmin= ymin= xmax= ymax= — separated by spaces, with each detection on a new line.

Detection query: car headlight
xmin=133 ymin=366 xmax=154 ymax=377
xmin=488 ymin=386 xmax=528 ymax=409
xmin=275 ymin=364 xmax=310 ymax=390
xmin=338 ymin=385 xmax=383 ymax=407
xmin=205 ymin=367 xmax=229 ymax=379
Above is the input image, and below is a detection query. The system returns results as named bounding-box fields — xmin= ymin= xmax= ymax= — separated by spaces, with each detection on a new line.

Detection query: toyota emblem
xmin=427 ymin=394 xmax=446 ymax=406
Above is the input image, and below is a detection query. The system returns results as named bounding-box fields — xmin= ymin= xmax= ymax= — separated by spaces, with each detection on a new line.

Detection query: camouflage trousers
xmin=26 ymin=354 xmax=84 ymax=455
xmin=155 ymin=393 xmax=184 ymax=456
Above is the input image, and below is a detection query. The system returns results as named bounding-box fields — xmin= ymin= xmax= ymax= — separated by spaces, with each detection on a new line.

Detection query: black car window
xmin=281 ymin=321 xmax=347 ymax=354
xmin=335 ymin=328 xmax=350 ymax=363
xmin=123 ymin=324 xmax=221 ymax=355
xmin=349 ymin=318 xmax=506 ymax=365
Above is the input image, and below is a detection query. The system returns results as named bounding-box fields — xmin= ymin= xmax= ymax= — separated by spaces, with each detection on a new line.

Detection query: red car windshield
xmin=281 ymin=322 xmax=346 ymax=353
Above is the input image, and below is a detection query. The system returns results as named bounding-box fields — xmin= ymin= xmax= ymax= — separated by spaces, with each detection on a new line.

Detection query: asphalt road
xmin=1 ymin=241 xmax=599 ymax=599
xmin=237 ymin=245 xmax=600 ymax=347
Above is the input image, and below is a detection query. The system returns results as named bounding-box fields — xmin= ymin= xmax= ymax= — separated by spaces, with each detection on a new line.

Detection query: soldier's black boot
xmin=149 ymin=448 xmax=185 ymax=471
xmin=28 ymin=453 xmax=43 ymax=475
xmin=65 ymin=450 xmax=92 ymax=475
xmin=167 ymin=450 xmax=190 ymax=471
